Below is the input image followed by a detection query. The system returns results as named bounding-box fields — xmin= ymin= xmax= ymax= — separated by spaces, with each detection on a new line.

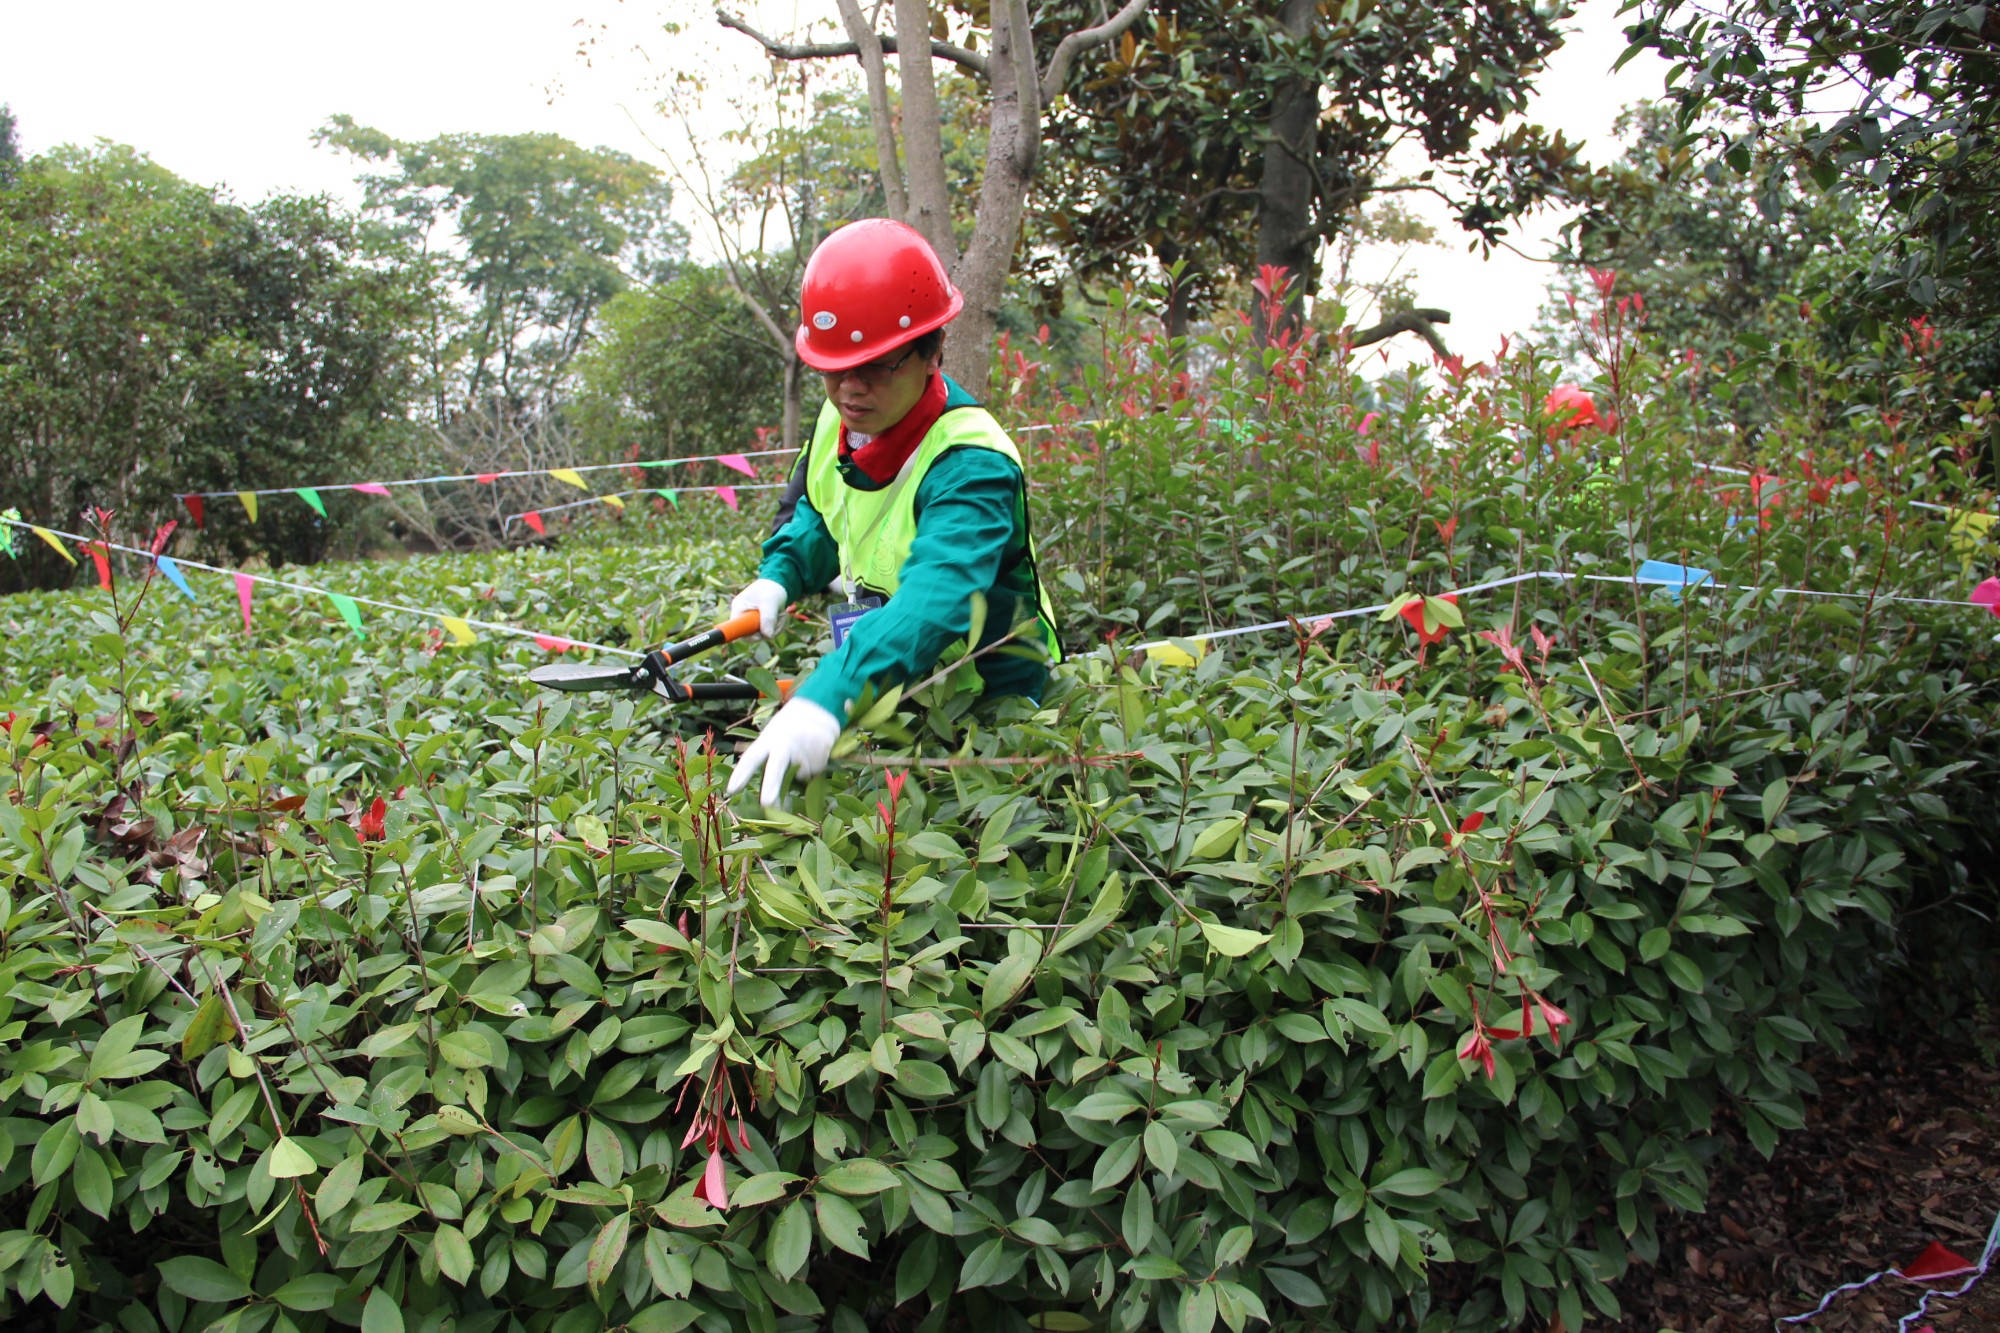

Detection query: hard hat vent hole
xmin=899 ymin=315 xmax=912 ymax=328
xmin=851 ymin=330 xmax=864 ymax=343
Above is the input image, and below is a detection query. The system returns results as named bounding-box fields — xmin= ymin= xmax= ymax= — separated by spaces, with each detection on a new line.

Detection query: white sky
xmin=3 ymin=1 xmax=1673 ymax=369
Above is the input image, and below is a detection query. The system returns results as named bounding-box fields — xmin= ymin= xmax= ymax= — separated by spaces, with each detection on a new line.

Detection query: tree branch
xmin=1040 ymin=0 xmax=1150 ymax=103
xmin=834 ymin=0 xmax=908 ymax=218
xmin=716 ymin=10 xmax=989 ymax=78
xmin=1349 ymin=307 xmax=1452 ymax=357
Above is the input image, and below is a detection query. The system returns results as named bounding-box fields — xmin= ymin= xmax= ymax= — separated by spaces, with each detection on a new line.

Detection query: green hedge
xmin=1 ymin=280 xmax=1997 ymax=1332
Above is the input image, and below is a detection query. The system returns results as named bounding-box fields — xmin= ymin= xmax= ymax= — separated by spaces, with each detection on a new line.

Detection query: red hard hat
xmin=795 ymin=219 xmax=964 ymax=372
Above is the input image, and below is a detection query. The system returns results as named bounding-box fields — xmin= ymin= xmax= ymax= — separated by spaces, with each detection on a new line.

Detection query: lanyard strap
xmin=833 ymin=450 xmax=923 ymax=593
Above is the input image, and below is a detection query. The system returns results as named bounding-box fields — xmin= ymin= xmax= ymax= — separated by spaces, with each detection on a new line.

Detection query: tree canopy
xmin=0 ymin=145 xmax=435 ymax=588
xmin=314 ymin=118 xmax=686 ymax=420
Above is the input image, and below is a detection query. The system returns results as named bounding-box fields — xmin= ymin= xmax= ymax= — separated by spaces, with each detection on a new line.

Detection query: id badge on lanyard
xmin=829 ymin=594 xmax=886 ymax=649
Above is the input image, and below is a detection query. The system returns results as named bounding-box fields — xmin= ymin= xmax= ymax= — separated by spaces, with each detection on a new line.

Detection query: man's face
xmin=822 ymin=343 xmax=936 ymax=436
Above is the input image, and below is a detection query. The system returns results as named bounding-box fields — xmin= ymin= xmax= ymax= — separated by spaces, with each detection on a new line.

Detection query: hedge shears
xmin=527 ymin=609 xmax=795 ymax=705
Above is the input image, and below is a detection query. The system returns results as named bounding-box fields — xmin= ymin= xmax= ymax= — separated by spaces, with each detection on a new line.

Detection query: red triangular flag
xmin=476 ymin=473 xmax=501 ymax=484
xmin=82 ymin=543 xmax=112 ymax=591
xmin=522 ymin=512 xmax=546 ymax=536
xmin=534 ymin=635 xmax=572 ymax=653
xmin=182 ymin=495 xmax=206 ymax=528
xmin=1899 ymin=1241 xmax=1973 ymax=1281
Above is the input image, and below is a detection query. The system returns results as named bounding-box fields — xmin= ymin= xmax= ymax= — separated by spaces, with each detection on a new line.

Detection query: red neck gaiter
xmin=840 ymin=372 xmax=948 ymax=484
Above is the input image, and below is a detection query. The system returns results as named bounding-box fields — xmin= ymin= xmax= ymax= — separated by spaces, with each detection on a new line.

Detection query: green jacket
xmin=758 ymin=377 xmax=1055 ymax=722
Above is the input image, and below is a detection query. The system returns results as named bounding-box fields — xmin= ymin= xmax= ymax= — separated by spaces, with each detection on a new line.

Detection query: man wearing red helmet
xmin=725 ymin=219 xmax=1061 ymax=806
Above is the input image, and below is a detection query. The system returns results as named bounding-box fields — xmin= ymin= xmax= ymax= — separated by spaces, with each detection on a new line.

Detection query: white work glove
xmin=727 ymin=697 xmax=843 ymax=807
xmin=730 ymin=578 xmax=789 ymax=640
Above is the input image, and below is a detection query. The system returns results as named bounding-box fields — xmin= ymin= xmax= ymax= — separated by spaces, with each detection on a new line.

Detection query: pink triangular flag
xmin=1899 ymin=1241 xmax=1973 ymax=1281
xmin=714 ymin=486 xmax=739 ymax=512
xmin=475 ymin=472 xmax=501 ymax=484
xmin=234 ymin=573 xmax=255 ymax=634
xmin=353 ymin=482 xmax=391 ymax=496
xmin=534 ymin=635 xmax=572 ymax=653
xmin=1973 ymin=576 xmax=2000 ymax=617
xmin=717 ymin=453 xmax=757 ymax=478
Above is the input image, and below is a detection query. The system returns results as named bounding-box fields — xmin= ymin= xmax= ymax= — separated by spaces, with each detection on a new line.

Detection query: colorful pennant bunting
xmin=326 ymin=592 xmax=364 ymax=637
xmin=295 ymin=488 xmax=327 ymax=518
xmin=534 ymin=635 xmax=573 ymax=653
xmin=601 ymin=495 xmax=625 ymax=510
xmin=0 ymin=509 xmax=16 ymax=558
xmin=475 ymin=473 xmax=500 ymax=484
xmin=238 ymin=492 xmax=259 ymax=523
xmin=1973 ymin=577 xmax=2000 ymax=618
xmin=32 ymin=526 xmax=77 ymax=564
xmin=439 ymin=616 xmax=477 ymax=646
xmin=82 ymin=543 xmax=112 ymax=590
xmin=353 ymin=483 xmax=392 ymax=497
xmin=717 ymin=453 xmax=757 ymax=478
xmin=154 ymin=556 xmax=196 ymax=601
xmin=548 ymin=468 xmax=589 ymax=491
xmin=657 ymin=489 xmax=680 ymax=508
xmin=1634 ymin=560 xmax=1712 ymax=599
xmin=716 ymin=486 xmax=739 ymax=512
xmin=182 ymin=496 xmax=206 ymax=528
xmin=522 ymin=512 xmax=547 ymax=536
xmin=235 ymin=573 xmax=254 ymax=634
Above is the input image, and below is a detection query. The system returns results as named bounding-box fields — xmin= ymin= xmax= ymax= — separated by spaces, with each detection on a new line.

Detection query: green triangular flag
xmin=656 ymin=489 xmax=679 ymax=508
xmin=326 ymin=592 xmax=365 ymax=637
xmin=295 ymin=488 xmax=327 ymax=518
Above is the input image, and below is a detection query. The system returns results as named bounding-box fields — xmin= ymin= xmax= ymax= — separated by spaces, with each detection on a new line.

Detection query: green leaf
xmin=1372 ymin=1167 xmax=1445 ymax=1197
xmin=182 ymin=992 xmax=234 ymax=1061
xmin=1199 ymin=920 xmax=1271 ymax=957
xmin=1190 ymin=818 xmax=1239 ymax=860
xmin=982 ymin=953 xmax=1035 ymax=1017
xmin=628 ymin=1303 xmax=702 ymax=1333
xmin=435 ymin=1223 xmax=475 ymax=1285
xmin=361 ymin=1286 xmax=404 ymax=1333
xmin=157 ymin=1255 xmax=252 ymax=1303
xmin=348 ymin=1201 xmax=423 ymax=1233
xmin=267 ymin=1136 xmax=317 ymax=1179
xmin=814 ymin=1191 xmax=870 ymax=1259
xmin=768 ymin=1199 xmax=811 ymax=1281
xmin=819 ymin=1158 xmax=899 ymax=1196
xmin=271 ymin=1273 xmax=345 ymax=1311
xmin=586 ymin=1216 xmax=629 ymax=1295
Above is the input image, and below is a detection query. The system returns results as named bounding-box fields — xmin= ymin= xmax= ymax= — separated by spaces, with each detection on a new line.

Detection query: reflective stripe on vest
xmin=803 ymin=399 xmax=1062 ymax=667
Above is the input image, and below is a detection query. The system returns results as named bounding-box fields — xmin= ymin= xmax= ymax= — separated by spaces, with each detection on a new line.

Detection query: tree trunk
xmin=837 ymin=0 xmax=908 ymax=220
xmin=780 ymin=354 xmax=804 ymax=453
xmin=894 ymin=0 xmax=957 ymax=265
xmin=948 ymin=0 xmax=1040 ymax=392
xmin=1253 ymin=0 xmax=1319 ymax=347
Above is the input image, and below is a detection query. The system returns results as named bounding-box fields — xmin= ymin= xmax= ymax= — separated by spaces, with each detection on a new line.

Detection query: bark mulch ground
xmin=1610 ymin=1026 xmax=1999 ymax=1332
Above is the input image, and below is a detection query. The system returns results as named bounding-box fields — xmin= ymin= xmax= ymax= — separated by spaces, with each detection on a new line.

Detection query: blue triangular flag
xmin=154 ymin=555 xmax=197 ymax=601
xmin=1635 ymin=559 xmax=1712 ymax=600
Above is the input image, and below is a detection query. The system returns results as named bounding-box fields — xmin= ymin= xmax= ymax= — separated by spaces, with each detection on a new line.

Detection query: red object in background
xmin=1399 ymin=593 xmax=1458 ymax=646
xmin=522 ymin=512 xmax=546 ymax=536
xmin=1543 ymin=384 xmax=1599 ymax=432
xmin=476 ymin=473 xmax=501 ymax=484
xmin=534 ymin=636 xmax=572 ymax=653
xmin=359 ymin=797 xmax=387 ymax=841
xmin=1898 ymin=1241 xmax=1973 ymax=1281
xmin=1459 ymin=811 xmax=1486 ymax=836
xmin=1973 ymin=577 xmax=2000 ymax=618
xmin=182 ymin=496 xmax=206 ymax=528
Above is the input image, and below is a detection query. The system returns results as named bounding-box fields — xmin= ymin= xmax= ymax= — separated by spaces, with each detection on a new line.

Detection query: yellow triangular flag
xmin=31 ymin=526 xmax=78 ymax=565
xmin=1948 ymin=506 xmax=1995 ymax=559
xmin=1144 ymin=641 xmax=1207 ymax=667
xmin=548 ymin=468 xmax=589 ymax=491
xmin=238 ymin=492 xmax=259 ymax=523
xmin=439 ymin=616 xmax=477 ymax=646
xmin=601 ymin=494 xmax=625 ymax=510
